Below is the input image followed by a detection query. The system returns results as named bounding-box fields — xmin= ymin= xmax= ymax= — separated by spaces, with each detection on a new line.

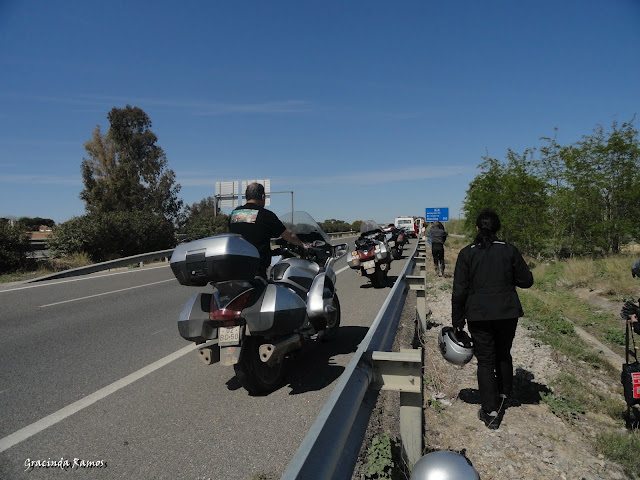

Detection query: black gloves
xmin=452 ymin=318 xmax=466 ymax=330
xmin=620 ymin=300 xmax=640 ymax=320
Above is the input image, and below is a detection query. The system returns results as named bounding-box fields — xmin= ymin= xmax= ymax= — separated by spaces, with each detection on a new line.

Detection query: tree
xmin=319 ymin=219 xmax=352 ymax=233
xmin=463 ymin=117 xmax=640 ymax=257
xmin=182 ymin=197 xmax=229 ymax=241
xmin=463 ymin=151 xmax=548 ymax=256
xmin=14 ymin=217 xmax=55 ymax=231
xmin=80 ymin=105 xmax=183 ymax=225
xmin=48 ymin=211 xmax=176 ymax=262
xmin=571 ymin=119 xmax=640 ymax=254
xmin=0 ymin=220 xmax=34 ymax=273
xmin=56 ymin=105 xmax=184 ymax=260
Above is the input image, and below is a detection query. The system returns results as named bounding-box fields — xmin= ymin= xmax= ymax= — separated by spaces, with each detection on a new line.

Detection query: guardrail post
xmin=406 ymin=275 xmax=430 ymax=343
xmin=371 ymin=348 xmax=423 ymax=466
xmin=414 ymin=256 xmax=426 ymax=276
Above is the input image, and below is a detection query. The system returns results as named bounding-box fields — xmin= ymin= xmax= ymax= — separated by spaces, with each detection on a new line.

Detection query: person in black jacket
xmin=229 ymin=182 xmax=305 ymax=279
xmin=427 ymin=221 xmax=448 ymax=276
xmin=451 ymin=209 xmax=534 ymax=429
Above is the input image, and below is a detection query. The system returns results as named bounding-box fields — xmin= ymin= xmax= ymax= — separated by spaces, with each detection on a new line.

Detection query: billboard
xmin=215 ymin=179 xmax=271 ymax=208
xmin=425 ymin=207 xmax=449 ymax=222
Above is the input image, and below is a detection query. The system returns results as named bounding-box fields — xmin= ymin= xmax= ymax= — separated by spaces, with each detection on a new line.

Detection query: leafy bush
xmin=0 ymin=221 xmax=34 ymax=274
xmin=184 ymin=213 xmax=229 ymax=241
xmin=48 ymin=211 xmax=175 ymax=262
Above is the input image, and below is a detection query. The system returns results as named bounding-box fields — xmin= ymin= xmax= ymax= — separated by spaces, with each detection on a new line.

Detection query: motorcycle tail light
xmin=210 ymin=289 xmax=253 ymax=323
xmin=358 ymin=248 xmax=375 ymax=260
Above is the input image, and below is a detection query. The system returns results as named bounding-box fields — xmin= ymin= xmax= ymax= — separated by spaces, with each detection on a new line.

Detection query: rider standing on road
xmin=451 ymin=209 xmax=534 ymax=429
xmin=428 ymin=221 xmax=448 ymax=276
xmin=229 ymin=182 xmax=305 ymax=279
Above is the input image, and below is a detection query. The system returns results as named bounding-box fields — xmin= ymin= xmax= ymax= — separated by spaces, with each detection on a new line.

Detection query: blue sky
xmin=1 ymin=1 xmax=639 ymax=225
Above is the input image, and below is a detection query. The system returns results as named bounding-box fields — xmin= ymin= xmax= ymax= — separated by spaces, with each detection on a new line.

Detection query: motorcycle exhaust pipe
xmin=259 ymin=334 xmax=303 ymax=365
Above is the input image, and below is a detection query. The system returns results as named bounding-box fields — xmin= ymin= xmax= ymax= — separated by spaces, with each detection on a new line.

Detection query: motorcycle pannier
xmin=170 ymin=234 xmax=260 ymax=286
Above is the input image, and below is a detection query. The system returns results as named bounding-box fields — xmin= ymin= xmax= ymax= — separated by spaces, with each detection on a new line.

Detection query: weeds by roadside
xmin=518 ymin=255 xmax=640 ymax=477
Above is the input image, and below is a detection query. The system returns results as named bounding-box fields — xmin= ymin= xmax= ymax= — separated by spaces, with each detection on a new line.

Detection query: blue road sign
xmin=425 ymin=207 xmax=449 ymax=222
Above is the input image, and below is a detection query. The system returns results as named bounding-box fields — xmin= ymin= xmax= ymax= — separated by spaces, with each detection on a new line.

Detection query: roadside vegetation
xmin=518 ymin=255 xmax=640 ymax=475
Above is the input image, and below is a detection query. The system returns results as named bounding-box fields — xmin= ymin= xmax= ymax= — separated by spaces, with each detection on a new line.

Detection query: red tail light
xmin=358 ymin=247 xmax=375 ymax=260
xmin=210 ymin=289 xmax=253 ymax=323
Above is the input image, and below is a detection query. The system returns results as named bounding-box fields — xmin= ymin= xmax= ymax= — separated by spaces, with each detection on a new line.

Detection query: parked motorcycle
xmin=170 ymin=211 xmax=348 ymax=394
xmin=382 ymin=224 xmax=405 ymax=260
xmin=347 ymin=220 xmax=392 ymax=288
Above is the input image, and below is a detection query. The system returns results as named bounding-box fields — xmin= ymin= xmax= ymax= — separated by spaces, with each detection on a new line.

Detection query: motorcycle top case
xmin=170 ymin=234 xmax=260 ymax=286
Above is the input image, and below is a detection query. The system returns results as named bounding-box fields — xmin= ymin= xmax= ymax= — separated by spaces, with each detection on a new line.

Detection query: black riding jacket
xmin=452 ymin=240 xmax=533 ymax=328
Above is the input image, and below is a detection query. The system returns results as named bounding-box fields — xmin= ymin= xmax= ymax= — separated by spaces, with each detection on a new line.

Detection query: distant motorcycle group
xmin=347 ymin=221 xmax=409 ymax=288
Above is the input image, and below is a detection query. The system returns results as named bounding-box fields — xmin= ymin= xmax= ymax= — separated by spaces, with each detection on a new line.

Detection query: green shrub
xmin=366 ymin=434 xmax=394 ymax=479
xmin=0 ymin=221 xmax=34 ymax=274
xmin=48 ymin=211 xmax=175 ymax=262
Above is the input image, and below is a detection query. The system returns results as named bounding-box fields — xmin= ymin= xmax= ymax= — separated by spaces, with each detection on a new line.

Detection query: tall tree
xmin=80 ymin=105 xmax=183 ymax=224
xmin=572 ymin=119 xmax=640 ymax=253
xmin=463 ymin=152 xmax=547 ymax=256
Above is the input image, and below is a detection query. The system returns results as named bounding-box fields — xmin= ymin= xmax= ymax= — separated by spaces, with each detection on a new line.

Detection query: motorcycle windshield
xmin=360 ymin=220 xmax=380 ymax=235
xmin=279 ymin=211 xmax=331 ymax=244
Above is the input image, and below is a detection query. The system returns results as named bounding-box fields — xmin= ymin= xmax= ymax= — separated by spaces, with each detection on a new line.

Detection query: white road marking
xmin=335 ymin=265 xmax=350 ymax=274
xmin=39 ymin=279 xmax=175 ymax=307
xmin=0 ymin=265 xmax=170 ymax=294
xmin=0 ymin=343 xmax=199 ymax=453
xmin=151 ymin=329 xmax=166 ymax=335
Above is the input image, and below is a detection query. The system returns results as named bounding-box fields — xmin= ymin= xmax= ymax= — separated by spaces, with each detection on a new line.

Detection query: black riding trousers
xmin=468 ymin=318 xmax=518 ymax=412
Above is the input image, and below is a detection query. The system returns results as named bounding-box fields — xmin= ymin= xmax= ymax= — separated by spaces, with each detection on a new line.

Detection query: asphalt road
xmin=0 ymin=238 xmax=414 ymax=480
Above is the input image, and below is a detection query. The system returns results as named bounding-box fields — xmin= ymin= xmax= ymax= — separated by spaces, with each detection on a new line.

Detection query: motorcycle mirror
xmin=334 ymin=243 xmax=348 ymax=259
xmin=312 ymin=240 xmax=326 ymax=247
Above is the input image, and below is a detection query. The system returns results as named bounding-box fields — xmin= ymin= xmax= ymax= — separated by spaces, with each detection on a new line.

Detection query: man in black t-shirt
xmin=229 ymin=183 xmax=305 ymax=279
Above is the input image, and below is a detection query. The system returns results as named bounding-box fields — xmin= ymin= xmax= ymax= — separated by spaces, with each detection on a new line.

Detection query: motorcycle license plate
xmin=363 ymin=260 xmax=375 ymax=270
xmin=388 ymin=241 xmax=395 ymax=247
xmin=218 ymin=326 xmax=241 ymax=346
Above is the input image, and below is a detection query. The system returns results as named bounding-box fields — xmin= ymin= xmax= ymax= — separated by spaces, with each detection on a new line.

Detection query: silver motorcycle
xmin=170 ymin=211 xmax=348 ymax=394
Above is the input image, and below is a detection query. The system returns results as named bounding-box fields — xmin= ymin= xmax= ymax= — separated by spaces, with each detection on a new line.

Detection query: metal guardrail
xmin=281 ymin=239 xmax=422 ymax=480
xmin=25 ymin=250 xmax=174 ymax=283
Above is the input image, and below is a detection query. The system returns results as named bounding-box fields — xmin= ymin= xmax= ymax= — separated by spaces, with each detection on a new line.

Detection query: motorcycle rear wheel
xmin=234 ymin=336 xmax=285 ymax=394
xmin=321 ymin=295 xmax=341 ymax=342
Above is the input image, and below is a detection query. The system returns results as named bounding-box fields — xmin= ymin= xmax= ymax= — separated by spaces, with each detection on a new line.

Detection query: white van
xmin=394 ymin=216 xmax=417 ymax=238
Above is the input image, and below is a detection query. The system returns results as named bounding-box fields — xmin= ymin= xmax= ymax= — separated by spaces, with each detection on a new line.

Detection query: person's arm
xmin=451 ymin=249 xmax=470 ymax=330
xmin=281 ymin=229 xmax=305 ymax=248
xmin=512 ymin=247 xmax=534 ymax=289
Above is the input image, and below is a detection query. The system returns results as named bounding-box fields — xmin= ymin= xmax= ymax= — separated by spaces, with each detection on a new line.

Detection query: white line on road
xmin=0 ymin=343 xmax=199 ymax=453
xmin=0 ymin=265 xmax=170 ymax=294
xmin=39 ymin=279 xmax=175 ymax=307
